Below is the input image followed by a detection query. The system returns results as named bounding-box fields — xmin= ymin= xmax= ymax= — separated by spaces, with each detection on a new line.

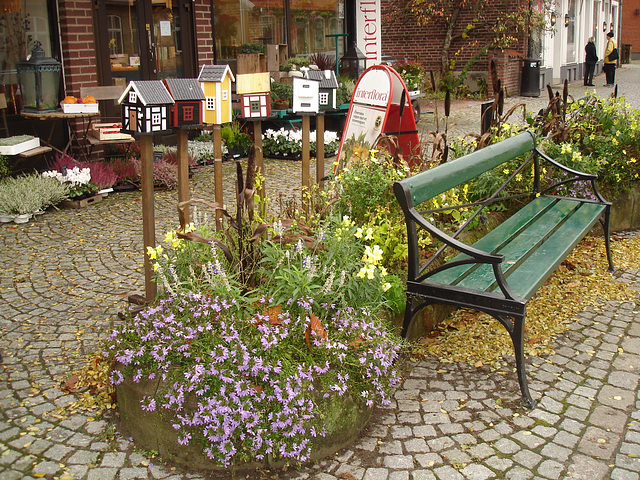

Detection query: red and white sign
xmin=336 ymin=65 xmax=420 ymax=169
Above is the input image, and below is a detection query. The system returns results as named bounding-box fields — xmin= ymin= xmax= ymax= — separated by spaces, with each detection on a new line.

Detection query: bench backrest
xmin=396 ymin=131 xmax=536 ymax=209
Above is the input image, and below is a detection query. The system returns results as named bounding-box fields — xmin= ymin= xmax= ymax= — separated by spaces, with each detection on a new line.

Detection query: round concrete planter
xmin=115 ymin=371 xmax=372 ymax=471
xmin=610 ymin=185 xmax=640 ymax=232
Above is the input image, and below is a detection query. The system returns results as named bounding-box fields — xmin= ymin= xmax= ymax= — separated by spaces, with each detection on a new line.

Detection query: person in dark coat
xmin=584 ymin=37 xmax=598 ymax=86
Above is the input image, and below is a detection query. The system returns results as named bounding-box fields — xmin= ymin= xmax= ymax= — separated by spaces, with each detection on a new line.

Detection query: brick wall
xmin=58 ymin=0 xmax=99 ymax=98
xmin=381 ymin=1 xmax=527 ymax=96
xmin=195 ymin=0 xmax=215 ymax=66
xmin=621 ymin=3 xmax=640 ymax=58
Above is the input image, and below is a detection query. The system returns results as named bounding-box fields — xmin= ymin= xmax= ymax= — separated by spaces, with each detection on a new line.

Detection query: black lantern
xmin=550 ymin=12 xmax=557 ymax=26
xmin=603 ymin=21 xmax=608 ymax=32
xmin=564 ymin=14 xmax=570 ymax=27
xmin=339 ymin=42 xmax=366 ymax=80
xmin=610 ymin=22 xmax=614 ymax=31
xmin=16 ymin=41 xmax=62 ymax=113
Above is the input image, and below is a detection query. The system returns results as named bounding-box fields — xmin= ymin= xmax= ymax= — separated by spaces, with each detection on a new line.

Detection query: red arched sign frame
xmin=335 ymin=64 xmax=420 ymax=170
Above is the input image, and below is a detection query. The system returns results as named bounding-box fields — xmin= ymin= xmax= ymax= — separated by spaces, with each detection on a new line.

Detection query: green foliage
xmin=270 ymin=81 xmax=293 ymax=103
xmin=333 ymin=149 xmax=409 ymax=224
xmin=392 ymin=61 xmax=428 ymax=91
xmin=0 ymin=154 xmax=9 ymax=179
xmin=239 ymin=43 xmax=266 ymax=54
xmin=288 ymin=56 xmax=311 ymax=68
xmin=336 ymin=78 xmax=355 ymax=106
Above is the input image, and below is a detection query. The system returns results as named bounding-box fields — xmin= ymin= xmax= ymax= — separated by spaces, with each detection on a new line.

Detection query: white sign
xmin=352 ymin=68 xmax=390 ymax=107
xmin=356 ymin=0 xmax=381 ymax=67
xmin=160 ymin=21 xmax=172 ymax=37
xmin=342 ymin=104 xmax=387 ymax=147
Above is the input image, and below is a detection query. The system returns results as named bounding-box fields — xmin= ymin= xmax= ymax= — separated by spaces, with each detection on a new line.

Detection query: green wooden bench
xmin=393 ymin=131 xmax=614 ymax=408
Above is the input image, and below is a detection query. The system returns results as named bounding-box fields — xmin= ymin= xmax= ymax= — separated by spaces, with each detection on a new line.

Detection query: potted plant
xmin=270 ymin=81 xmax=292 ymax=111
xmin=106 ymin=151 xmax=406 ymax=470
xmin=0 ymin=173 xmax=70 ymax=222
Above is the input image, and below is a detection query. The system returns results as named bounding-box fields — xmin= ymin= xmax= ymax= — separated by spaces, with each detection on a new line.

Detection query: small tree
xmin=385 ymin=0 xmax=551 ymax=90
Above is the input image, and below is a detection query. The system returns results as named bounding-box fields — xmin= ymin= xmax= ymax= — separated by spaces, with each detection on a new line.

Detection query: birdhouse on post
xmin=292 ymin=69 xmax=320 ymax=114
xmin=236 ymin=72 xmax=271 ymax=119
xmin=164 ymin=78 xmax=205 ymax=128
xmin=307 ymin=70 xmax=339 ymax=111
xmin=197 ymin=64 xmax=235 ymax=125
xmin=119 ymin=80 xmax=174 ymax=134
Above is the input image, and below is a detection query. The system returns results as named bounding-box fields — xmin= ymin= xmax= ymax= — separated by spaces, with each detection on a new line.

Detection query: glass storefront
xmin=1 ymin=0 xmax=56 ymax=114
xmin=214 ymin=0 xmax=345 ymax=65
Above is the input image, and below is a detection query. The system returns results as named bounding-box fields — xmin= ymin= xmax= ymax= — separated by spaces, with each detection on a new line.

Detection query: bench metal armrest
xmin=537 ymin=148 xmax=597 ymax=180
xmin=536 ymin=148 xmax=610 ymax=203
xmin=410 ymin=207 xmax=503 ymax=265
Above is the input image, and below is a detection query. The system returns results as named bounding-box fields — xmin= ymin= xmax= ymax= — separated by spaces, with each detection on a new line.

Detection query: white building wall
xmin=540 ymin=0 xmax=618 ymax=86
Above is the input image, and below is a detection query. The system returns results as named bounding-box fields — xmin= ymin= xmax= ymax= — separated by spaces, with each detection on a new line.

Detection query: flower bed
xmin=105 ymin=151 xmax=407 ymax=469
xmin=263 ymin=128 xmax=339 ymax=159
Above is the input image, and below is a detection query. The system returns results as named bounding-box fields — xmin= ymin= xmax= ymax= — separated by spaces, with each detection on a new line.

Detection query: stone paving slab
xmin=1 ymin=62 xmax=640 ymax=479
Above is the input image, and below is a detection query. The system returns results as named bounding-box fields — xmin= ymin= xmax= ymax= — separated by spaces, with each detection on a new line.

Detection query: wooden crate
xmin=237 ymin=53 xmax=266 ymax=75
xmin=59 ymin=194 xmax=103 ymax=209
xmin=90 ymin=122 xmax=133 ymax=141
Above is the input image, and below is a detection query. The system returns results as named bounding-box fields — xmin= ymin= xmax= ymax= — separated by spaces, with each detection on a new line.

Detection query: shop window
xmin=108 ymin=15 xmax=124 ymax=56
xmin=1 ymin=0 xmax=58 ymax=116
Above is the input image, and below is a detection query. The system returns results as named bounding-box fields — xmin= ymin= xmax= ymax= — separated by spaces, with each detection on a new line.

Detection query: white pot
xmin=0 ymin=214 xmax=13 ymax=223
xmin=13 ymin=213 xmax=32 ymax=224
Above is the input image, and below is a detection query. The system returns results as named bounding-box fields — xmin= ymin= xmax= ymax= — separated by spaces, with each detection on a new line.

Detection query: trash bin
xmin=520 ymin=58 xmax=541 ymax=97
xmin=621 ymin=44 xmax=632 ymax=64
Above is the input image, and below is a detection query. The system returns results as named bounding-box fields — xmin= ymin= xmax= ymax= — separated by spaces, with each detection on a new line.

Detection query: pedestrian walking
xmin=603 ymin=31 xmax=617 ymax=86
xmin=584 ymin=37 xmax=598 ymax=86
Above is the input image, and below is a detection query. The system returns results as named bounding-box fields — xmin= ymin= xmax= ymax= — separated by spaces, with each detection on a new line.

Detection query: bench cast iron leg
xmin=500 ymin=312 xmax=537 ymax=409
xmin=601 ymin=208 xmax=615 ymax=272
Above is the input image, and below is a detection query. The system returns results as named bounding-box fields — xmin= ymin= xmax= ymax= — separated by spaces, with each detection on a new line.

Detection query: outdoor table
xmin=21 ymin=110 xmax=100 ymax=161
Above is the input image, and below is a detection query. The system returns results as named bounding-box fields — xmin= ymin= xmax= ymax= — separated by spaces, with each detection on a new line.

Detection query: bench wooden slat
xmin=428 ymin=197 xmax=575 ymax=286
xmin=403 ymin=132 xmax=536 ymax=207
xmin=429 ymin=197 xmax=605 ymax=298
xmin=496 ymin=201 xmax=606 ymax=300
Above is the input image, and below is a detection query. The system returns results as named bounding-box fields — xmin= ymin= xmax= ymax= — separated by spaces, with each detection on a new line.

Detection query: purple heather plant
xmin=105 ymin=292 xmax=403 ymax=467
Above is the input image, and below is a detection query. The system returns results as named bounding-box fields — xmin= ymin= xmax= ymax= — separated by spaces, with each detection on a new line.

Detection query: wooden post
xmin=302 ymin=114 xmax=310 ymax=190
xmin=301 ymin=114 xmax=311 ymax=214
xmin=253 ymin=119 xmax=265 ymax=216
xmin=316 ymin=113 xmax=325 ymax=189
xmin=212 ymin=124 xmax=224 ymax=229
xmin=177 ymin=128 xmax=190 ymax=223
xmin=140 ymin=135 xmax=157 ymax=301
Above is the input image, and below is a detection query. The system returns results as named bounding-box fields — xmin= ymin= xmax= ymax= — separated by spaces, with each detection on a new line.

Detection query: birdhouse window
xmin=222 ymin=91 xmax=228 ymax=101
xmin=206 ymin=97 xmax=216 ymax=110
xmin=151 ymin=111 xmax=162 ymax=125
xmin=319 ymin=92 xmax=329 ymax=105
xmin=129 ymin=91 xmax=137 ymax=103
xmin=250 ymin=101 xmax=260 ymax=112
xmin=182 ymin=106 xmax=194 ymax=122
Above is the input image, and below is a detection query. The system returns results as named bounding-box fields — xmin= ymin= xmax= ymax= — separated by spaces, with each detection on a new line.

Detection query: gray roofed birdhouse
xmin=119 ymin=80 xmax=174 ymax=134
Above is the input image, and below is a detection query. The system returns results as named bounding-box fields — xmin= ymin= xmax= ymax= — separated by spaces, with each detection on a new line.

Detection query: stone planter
xmin=610 ymin=185 xmax=640 ymax=232
xmin=116 ymin=371 xmax=372 ymax=471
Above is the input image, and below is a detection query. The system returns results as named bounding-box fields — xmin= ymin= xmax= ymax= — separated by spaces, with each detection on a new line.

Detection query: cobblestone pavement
xmin=1 ymin=63 xmax=640 ymax=480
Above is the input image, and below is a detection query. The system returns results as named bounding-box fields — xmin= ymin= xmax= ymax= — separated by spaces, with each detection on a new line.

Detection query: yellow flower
xmin=365 ymin=228 xmax=373 ymax=241
xmin=382 ymin=282 xmax=391 ymax=292
xmin=146 ymin=245 xmax=162 ymax=260
xmin=363 ymin=245 xmax=384 ymax=265
xmin=355 ymin=228 xmax=363 ymax=239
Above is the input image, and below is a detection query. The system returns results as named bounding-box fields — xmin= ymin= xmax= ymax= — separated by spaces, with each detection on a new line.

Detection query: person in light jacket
xmin=603 ymin=31 xmax=617 ymax=86
xmin=584 ymin=37 xmax=598 ymax=86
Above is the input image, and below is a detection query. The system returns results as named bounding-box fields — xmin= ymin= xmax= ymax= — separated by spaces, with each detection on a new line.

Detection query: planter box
xmin=0 ymin=137 xmax=40 ymax=155
xmin=61 ymin=103 xmax=99 ymax=114
xmin=59 ymin=194 xmax=102 ymax=209
xmin=237 ymin=53 xmax=266 ymax=75
xmin=90 ymin=122 xmax=133 ymax=141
